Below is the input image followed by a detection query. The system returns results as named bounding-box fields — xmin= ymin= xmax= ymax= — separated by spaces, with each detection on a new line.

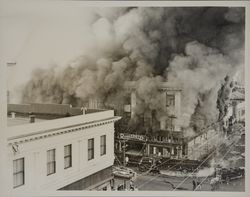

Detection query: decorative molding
xmin=8 ymin=117 xmax=121 ymax=146
xmin=12 ymin=143 xmax=19 ymax=153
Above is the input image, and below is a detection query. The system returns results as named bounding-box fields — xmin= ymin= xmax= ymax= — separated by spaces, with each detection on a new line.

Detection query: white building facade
xmin=6 ymin=109 xmax=120 ymax=192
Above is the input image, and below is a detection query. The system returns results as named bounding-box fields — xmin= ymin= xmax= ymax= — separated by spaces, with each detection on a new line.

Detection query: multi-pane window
xmin=64 ymin=144 xmax=72 ymax=169
xmin=100 ymin=135 xmax=106 ymax=156
xmin=88 ymin=138 xmax=94 ymax=160
xmin=47 ymin=149 xmax=56 ymax=175
xmin=166 ymin=94 xmax=175 ymax=106
xmin=13 ymin=158 xmax=24 ymax=188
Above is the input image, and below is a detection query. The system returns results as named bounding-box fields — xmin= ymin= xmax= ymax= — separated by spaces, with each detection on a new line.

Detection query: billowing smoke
xmin=21 ymin=7 xmax=245 ymax=132
xmin=167 ymin=41 xmax=240 ymax=128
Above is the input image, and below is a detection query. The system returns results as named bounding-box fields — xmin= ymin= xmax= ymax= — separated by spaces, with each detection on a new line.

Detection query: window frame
xmin=88 ymin=138 xmax=94 ymax=161
xmin=64 ymin=144 xmax=72 ymax=169
xmin=13 ymin=158 xmax=25 ymax=188
xmin=100 ymin=135 xmax=106 ymax=156
xmin=166 ymin=94 xmax=175 ymax=107
xmin=47 ymin=149 xmax=56 ymax=176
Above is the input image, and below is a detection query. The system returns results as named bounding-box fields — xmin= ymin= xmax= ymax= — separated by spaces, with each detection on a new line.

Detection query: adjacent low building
xmin=6 ymin=103 xmax=121 ymax=191
xmin=116 ymin=124 xmax=221 ymax=162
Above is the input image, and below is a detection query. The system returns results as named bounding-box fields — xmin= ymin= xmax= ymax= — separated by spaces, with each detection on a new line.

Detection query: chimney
xmin=29 ymin=115 xmax=35 ymax=123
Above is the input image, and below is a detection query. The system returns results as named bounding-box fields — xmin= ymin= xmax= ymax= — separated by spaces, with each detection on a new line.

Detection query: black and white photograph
xmin=0 ymin=0 xmax=248 ymax=196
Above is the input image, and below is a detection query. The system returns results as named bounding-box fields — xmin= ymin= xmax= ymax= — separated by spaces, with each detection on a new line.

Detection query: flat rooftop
xmin=7 ymin=116 xmax=47 ymax=127
xmin=8 ymin=103 xmax=105 ymax=127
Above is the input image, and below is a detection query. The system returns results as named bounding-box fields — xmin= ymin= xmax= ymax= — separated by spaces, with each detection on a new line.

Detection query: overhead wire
xmin=172 ymin=138 xmax=237 ymax=191
xmin=193 ymin=139 xmax=238 ymax=191
xmin=137 ymin=129 xmax=234 ymax=189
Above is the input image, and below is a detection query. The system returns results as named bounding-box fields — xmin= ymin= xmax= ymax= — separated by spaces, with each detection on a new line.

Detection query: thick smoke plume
xmin=22 ymin=7 xmax=245 ymax=132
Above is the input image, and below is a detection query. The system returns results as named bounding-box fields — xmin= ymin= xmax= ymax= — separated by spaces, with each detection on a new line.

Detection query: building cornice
xmin=8 ymin=116 xmax=121 ymax=145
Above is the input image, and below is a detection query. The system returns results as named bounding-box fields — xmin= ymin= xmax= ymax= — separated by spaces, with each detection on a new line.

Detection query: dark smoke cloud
xmin=22 ymin=7 xmax=245 ymax=131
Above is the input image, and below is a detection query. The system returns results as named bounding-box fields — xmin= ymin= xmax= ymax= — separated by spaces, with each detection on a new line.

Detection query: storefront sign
xmin=119 ymin=133 xmax=147 ymax=141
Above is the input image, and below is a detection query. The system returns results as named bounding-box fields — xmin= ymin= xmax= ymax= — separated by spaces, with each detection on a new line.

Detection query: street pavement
xmin=134 ymin=135 xmax=245 ymax=192
xmin=134 ymin=173 xmax=245 ymax=191
xmin=125 ymin=123 xmax=245 ymax=191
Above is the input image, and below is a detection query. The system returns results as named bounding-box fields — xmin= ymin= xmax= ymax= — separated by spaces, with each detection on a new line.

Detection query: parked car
xmin=215 ymin=167 xmax=245 ymax=183
xmin=138 ymin=156 xmax=161 ymax=172
xmin=112 ymin=166 xmax=135 ymax=179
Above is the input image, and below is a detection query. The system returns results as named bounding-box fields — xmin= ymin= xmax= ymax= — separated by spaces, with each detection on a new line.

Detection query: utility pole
xmin=168 ymin=115 xmax=177 ymax=157
xmin=169 ymin=115 xmax=177 ymax=142
xmin=122 ymin=140 xmax=127 ymax=166
xmin=122 ymin=139 xmax=128 ymax=190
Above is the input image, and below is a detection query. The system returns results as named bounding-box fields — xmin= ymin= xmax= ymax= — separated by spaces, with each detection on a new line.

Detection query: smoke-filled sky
xmin=1 ymin=1 xmax=245 ymax=130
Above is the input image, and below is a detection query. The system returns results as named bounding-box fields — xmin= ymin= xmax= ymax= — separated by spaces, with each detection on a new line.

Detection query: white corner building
xmin=5 ymin=103 xmax=121 ymax=192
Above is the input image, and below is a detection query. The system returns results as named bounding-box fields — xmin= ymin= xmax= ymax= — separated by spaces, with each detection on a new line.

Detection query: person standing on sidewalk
xmin=192 ymin=179 xmax=197 ymax=191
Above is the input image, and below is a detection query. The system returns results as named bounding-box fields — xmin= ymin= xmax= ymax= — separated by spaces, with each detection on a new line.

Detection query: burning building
xmin=123 ymin=81 xmax=181 ymax=133
xmin=112 ymin=81 xmax=222 ymax=162
xmin=86 ymin=81 xmax=181 ymax=133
